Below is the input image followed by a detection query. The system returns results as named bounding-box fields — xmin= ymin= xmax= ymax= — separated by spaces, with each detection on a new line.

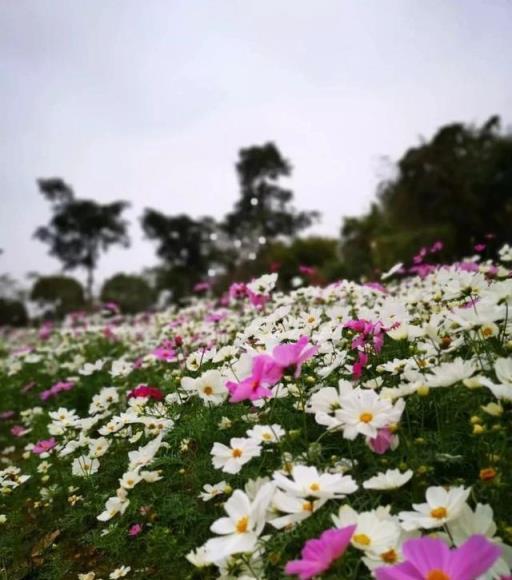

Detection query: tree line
xmin=1 ymin=115 xmax=511 ymax=323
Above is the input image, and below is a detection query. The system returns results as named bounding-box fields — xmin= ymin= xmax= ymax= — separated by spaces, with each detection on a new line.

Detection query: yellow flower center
xmin=309 ymin=482 xmax=320 ymax=492
xmin=203 ymin=386 xmax=213 ymax=395
xmin=359 ymin=412 xmax=373 ymax=423
xmin=302 ymin=501 xmax=314 ymax=512
xmin=353 ymin=533 xmax=371 ymax=546
xmin=380 ymin=549 xmax=397 ymax=563
xmin=232 ymin=448 xmax=243 ymax=458
xmin=430 ymin=507 xmax=447 ymax=519
xmin=235 ymin=515 xmax=249 ymax=533
xmin=262 ymin=432 xmax=273 ymax=441
xmin=426 ymin=571 xmax=450 ymax=580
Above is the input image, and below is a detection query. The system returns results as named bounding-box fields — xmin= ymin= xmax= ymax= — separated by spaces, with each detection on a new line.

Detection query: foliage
xmin=1 ymin=255 xmax=512 ymax=579
xmin=340 ymin=116 xmax=512 ymax=278
xmin=31 ymin=275 xmax=85 ymax=319
xmin=34 ymin=179 xmax=130 ymax=301
xmin=0 ymin=297 xmax=28 ymax=327
xmin=100 ymin=274 xmax=156 ymax=314
xmin=224 ymin=143 xmax=319 ymax=254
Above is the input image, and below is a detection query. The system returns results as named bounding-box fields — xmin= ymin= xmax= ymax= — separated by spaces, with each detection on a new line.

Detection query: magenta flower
xmin=32 ymin=437 xmax=57 ymax=455
xmin=299 ymin=265 xmax=316 ymax=276
xmin=352 ymin=351 xmax=369 ymax=379
xmin=127 ymin=385 xmax=164 ymax=401
xmin=128 ymin=523 xmax=143 ymax=537
xmin=285 ymin=525 xmax=356 ymax=580
xmin=271 ymin=336 xmax=318 ymax=378
xmin=229 ymin=282 xmax=248 ymax=300
xmin=247 ymin=288 xmax=270 ymax=308
xmin=226 ymin=354 xmax=282 ymax=403
xmin=375 ymin=535 xmax=501 ymax=580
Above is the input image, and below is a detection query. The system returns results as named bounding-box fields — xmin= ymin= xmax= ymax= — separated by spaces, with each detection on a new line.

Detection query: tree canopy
xmin=35 ymin=179 xmax=130 ymax=301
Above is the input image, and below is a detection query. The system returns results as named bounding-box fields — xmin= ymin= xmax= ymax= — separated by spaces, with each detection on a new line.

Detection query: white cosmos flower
xmin=426 ymin=358 xmax=476 ymax=387
xmin=399 ymin=485 xmax=470 ymax=531
xmin=307 ymin=380 xmax=353 ymax=415
xmin=72 ymin=456 xmax=100 ymax=477
xmin=127 ymin=433 xmax=164 ymax=469
xmin=186 ymin=545 xmax=211 ymax=568
xmin=97 ymin=488 xmax=130 ymax=521
xmin=363 ymin=469 xmax=413 ymax=491
xmin=181 ymin=369 xmax=228 ymax=405
xmin=247 ymin=273 xmax=278 ymax=295
xmin=202 ymin=483 xmax=274 ymax=563
xmin=199 ymin=480 xmax=230 ymax=502
xmin=246 ymin=424 xmax=285 ymax=444
xmin=269 ymin=489 xmax=326 ymax=529
xmin=332 ymin=505 xmax=402 ymax=556
xmin=480 ymin=358 xmax=512 ymax=401
xmin=495 ymin=357 xmax=512 ymax=385
xmin=109 ymin=565 xmax=131 ymax=579
xmin=211 ymin=438 xmax=262 ymax=474
xmin=335 ymin=389 xmax=405 ymax=440
xmin=118 ymin=470 xmax=142 ymax=490
xmin=273 ymin=464 xmax=357 ymax=499
xmin=449 ymin=503 xmax=512 ymax=580
xmin=79 ymin=359 xmax=105 ymax=376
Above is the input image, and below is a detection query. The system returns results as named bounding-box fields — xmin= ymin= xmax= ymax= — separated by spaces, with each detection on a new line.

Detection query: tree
xmin=224 ymin=143 xmax=319 ymax=256
xmin=34 ymin=179 xmax=130 ymax=301
xmin=377 ymin=116 xmax=512 ymax=259
xmin=100 ymin=273 xmax=155 ymax=314
xmin=0 ymin=298 xmax=28 ymax=327
xmin=141 ymin=210 xmax=221 ymax=301
xmin=30 ymin=275 xmax=85 ymax=319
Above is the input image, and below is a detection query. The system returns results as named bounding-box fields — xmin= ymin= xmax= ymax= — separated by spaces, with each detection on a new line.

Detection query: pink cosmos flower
xmin=128 ymin=385 xmax=164 ymax=401
xmin=152 ymin=340 xmax=177 ymax=362
xmin=271 ymin=336 xmax=318 ymax=378
xmin=474 ymin=243 xmax=486 ymax=252
xmin=193 ymin=281 xmax=210 ymax=292
xmin=365 ymin=281 xmax=387 ymax=293
xmin=11 ymin=425 xmax=29 ymax=437
xmin=38 ymin=321 xmax=53 ymax=341
xmin=247 ymin=288 xmax=270 ymax=308
xmin=375 ymin=535 xmax=501 ymax=580
xmin=226 ymin=354 xmax=282 ymax=403
xmin=367 ymin=427 xmax=398 ymax=454
xmin=32 ymin=437 xmax=57 ymax=455
xmin=352 ymin=351 xmax=369 ymax=380
xmin=229 ymin=282 xmax=248 ymax=300
xmin=40 ymin=381 xmax=74 ymax=401
xmin=299 ymin=265 xmax=316 ymax=276
xmin=0 ymin=410 xmax=15 ymax=420
xmin=128 ymin=523 xmax=143 ymax=537
xmin=285 ymin=525 xmax=356 ymax=580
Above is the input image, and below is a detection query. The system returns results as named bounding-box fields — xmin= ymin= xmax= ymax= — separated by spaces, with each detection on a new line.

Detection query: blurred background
xmin=1 ymin=0 xmax=511 ymax=322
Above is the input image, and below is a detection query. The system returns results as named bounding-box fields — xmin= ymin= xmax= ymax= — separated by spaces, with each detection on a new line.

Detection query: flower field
xmin=1 ymin=256 xmax=512 ymax=580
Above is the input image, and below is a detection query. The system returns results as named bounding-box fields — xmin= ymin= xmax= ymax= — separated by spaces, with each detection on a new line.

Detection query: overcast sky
xmin=1 ymin=0 xmax=511 ymax=290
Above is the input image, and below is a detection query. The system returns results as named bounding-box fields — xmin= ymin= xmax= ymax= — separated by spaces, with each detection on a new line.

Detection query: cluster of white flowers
xmin=2 ymin=257 xmax=512 ymax=579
